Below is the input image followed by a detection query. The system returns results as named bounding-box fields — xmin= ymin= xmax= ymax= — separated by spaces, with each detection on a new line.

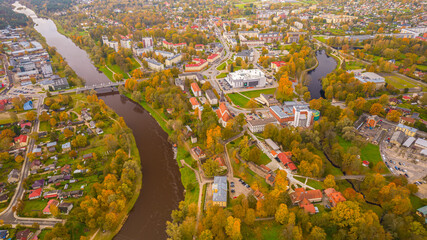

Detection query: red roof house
xmin=43 ymin=199 xmax=59 ymax=214
xmin=14 ymin=135 xmax=28 ymax=147
xmin=189 ymin=97 xmax=200 ymax=110
xmin=290 ymin=188 xmax=322 ymax=205
xmin=277 ymin=152 xmax=297 ymax=171
xmin=191 ymin=82 xmax=202 ymax=97
xmin=29 ymin=188 xmax=42 ymax=200
xmin=324 ymin=188 xmax=346 ymax=207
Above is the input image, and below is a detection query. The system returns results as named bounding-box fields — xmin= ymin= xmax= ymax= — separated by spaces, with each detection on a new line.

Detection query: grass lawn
xmin=384 ymin=75 xmax=426 ymax=90
xmin=337 ymin=136 xmax=389 ymax=173
xmin=99 ymin=66 xmax=114 ymax=82
xmin=410 ymin=194 xmax=425 ymax=210
xmin=217 ymin=62 xmax=226 ymax=71
xmin=227 ymin=93 xmax=249 ymax=107
xmin=314 ymin=36 xmax=326 ymax=43
xmin=417 ymin=65 xmax=427 ymax=72
xmin=360 ymin=143 xmax=382 ymax=165
xmin=259 ymin=152 xmax=272 ymax=165
xmin=108 ymin=63 xmax=129 ymax=79
xmin=39 ymin=121 xmax=51 ymax=132
xmin=21 ymin=199 xmax=48 ymax=218
xmin=345 ymin=61 xmax=366 ymax=70
xmin=240 ymin=88 xmax=276 ymax=98
xmin=180 ymin=167 xmax=199 ymax=205
xmin=307 ymin=179 xmax=323 ymax=189
xmin=216 ymin=72 xmax=228 ymax=79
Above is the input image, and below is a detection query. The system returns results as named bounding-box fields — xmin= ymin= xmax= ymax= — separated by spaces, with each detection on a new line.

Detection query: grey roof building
xmin=390 ymin=131 xmax=406 ymax=146
xmin=212 ymin=176 xmax=227 ymax=207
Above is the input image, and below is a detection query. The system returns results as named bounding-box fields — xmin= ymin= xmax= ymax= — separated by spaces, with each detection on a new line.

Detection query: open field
xmin=0 ymin=111 xmax=26 ymax=125
xmin=240 ymin=88 xmax=276 ymax=98
xmin=384 ymin=75 xmax=425 ymax=90
xmin=227 ymin=93 xmax=250 ymax=107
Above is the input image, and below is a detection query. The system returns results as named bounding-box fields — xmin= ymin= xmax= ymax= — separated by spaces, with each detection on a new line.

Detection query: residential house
xmin=216 ymin=103 xmax=232 ymax=127
xmin=212 ymin=176 xmax=227 ymax=207
xmin=247 ymin=118 xmax=278 ymax=133
xmin=16 ymin=229 xmax=33 ymax=240
xmin=205 ymin=90 xmax=218 ymax=105
xmin=265 ymin=174 xmax=275 ymax=186
xmin=30 ymin=159 xmax=41 ymax=171
xmin=44 ymin=190 xmax=61 ymax=199
xmin=191 ymin=146 xmax=206 ymax=160
xmin=299 ymin=198 xmax=317 ymax=214
xmin=32 ymin=147 xmax=42 ymax=156
xmin=277 ymin=152 xmax=297 ymax=172
xmin=61 ymin=164 xmax=71 ymax=175
xmin=47 ymin=141 xmax=57 ymax=152
xmin=191 ymin=82 xmax=202 ymax=97
xmin=189 ymin=97 xmax=200 ymax=110
xmin=399 ymin=117 xmax=416 ymax=126
xmin=83 ymin=153 xmax=93 ymax=160
xmin=31 ymin=179 xmax=45 ymax=189
xmin=271 ymin=61 xmax=286 ymax=72
xmin=14 ymin=135 xmax=28 ymax=147
xmin=28 ymin=188 xmax=42 ymax=200
xmin=290 ymin=188 xmax=323 ymax=205
xmin=62 ymin=142 xmax=71 ymax=152
xmin=43 ymin=199 xmax=59 ymax=214
xmin=58 ymin=202 xmax=73 ymax=214
xmin=48 ymin=175 xmax=64 ymax=184
xmin=8 ymin=169 xmax=20 ymax=184
xmin=324 ymin=188 xmax=346 ymax=207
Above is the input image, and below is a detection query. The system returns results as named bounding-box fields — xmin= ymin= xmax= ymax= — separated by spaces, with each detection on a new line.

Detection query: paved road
xmin=0 ymin=94 xmax=63 ymax=227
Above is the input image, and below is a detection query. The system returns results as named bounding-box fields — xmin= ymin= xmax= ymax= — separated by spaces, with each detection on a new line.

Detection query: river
xmin=307 ymin=50 xmax=338 ymax=99
xmin=13 ymin=2 xmax=109 ymax=86
xmin=13 ymin=2 xmax=184 ymax=239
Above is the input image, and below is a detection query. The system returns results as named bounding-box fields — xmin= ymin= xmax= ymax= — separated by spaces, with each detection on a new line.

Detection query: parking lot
xmin=7 ymin=85 xmax=40 ymax=96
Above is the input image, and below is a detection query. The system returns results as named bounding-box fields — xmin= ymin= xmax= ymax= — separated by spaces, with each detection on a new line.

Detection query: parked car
xmin=230 ymin=182 xmax=235 ymax=187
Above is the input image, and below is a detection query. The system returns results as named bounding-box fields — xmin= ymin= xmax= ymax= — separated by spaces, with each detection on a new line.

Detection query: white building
xmin=120 ymin=39 xmax=132 ymax=49
xmin=225 ymin=69 xmax=266 ymax=88
xmin=247 ymin=118 xmax=279 ymax=133
xmin=353 ymin=71 xmax=386 ymax=89
xmin=144 ymin=58 xmax=164 ymax=71
xmin=141 ymin=37 xmax=153 ymax=48
xmin=292 ymin=105 xmax=313 ymax=128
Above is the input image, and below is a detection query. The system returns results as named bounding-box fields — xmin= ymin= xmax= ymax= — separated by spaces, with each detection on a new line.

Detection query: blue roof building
xmin=23 ymin=100 xmax=33 ymax=110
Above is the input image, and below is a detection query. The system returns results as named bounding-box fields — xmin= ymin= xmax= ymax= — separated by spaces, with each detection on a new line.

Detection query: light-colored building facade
xmin=225 ymin=69 xmax=266 ymax=88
